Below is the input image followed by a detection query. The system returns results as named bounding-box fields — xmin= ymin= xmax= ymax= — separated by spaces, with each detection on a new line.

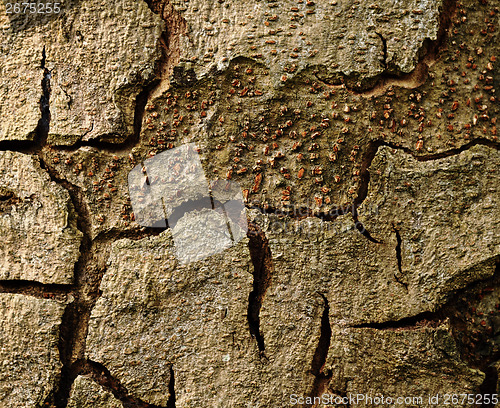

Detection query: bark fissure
xmin=94 ymin=226 xmax=167 ymax=243
xmin=385 ymin=138 xmax=500 ymax=161
xmin=68 ymin=359 xmax=169 ymax=408
xmin=0 ymin=280 xmax=72 ymax=301
xmin=351 ymin=207 xmax=381 ymax=244
xmin=351 ymin=310 xmax=443 ymax=331
xmin=247 ymin=202 xmax=350 ymax=221
xmin=392 ymin=226 xmax=407 ymax=290
xmin=479 ymin=365 xmax=499 ymax=408
xmin=315 ymin=0 xmax=458 ymax=96
xmin=248 ymin=202 xmax=381 ymax=244
xmin=247 ymin=222 xmax=273 ymax=354
xmin=143 ymin=0 xmax=188 ymax=99
xmin=351 ymin=139 xmax=386 ymax=243
xmin=38 ymin=45 xmax=51 ymax=148
xmin=308 ymin=293 xmax=333 ymax=407
xmin=35 ymin=157 xmax=103 ymax=408
xmin=166 ymin=365 xmax=176 ymax=408
xmin=353 ymin=138 xmax=500 ymax=243
xmin=0 ymin=191 xmax=21 ymax=212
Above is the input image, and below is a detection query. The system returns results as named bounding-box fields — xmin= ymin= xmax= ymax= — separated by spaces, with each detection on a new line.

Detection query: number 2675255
xmin=6 ymin=3 xmax=61 ymax=14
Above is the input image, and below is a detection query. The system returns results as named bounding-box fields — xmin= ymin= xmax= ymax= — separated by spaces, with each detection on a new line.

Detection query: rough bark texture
xmin=0 ymin=0 xmax=499 ymax=407
xmin=67 ymin=376 xmax=122 ymax=408
xmin=0 ymin=293 xmax=65 ymax=407
xmin=0 ymin=151 xmax=82 ymax=283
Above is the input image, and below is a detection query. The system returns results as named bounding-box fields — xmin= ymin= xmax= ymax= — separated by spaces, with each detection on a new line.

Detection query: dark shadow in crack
xmin=0 ymin=279 xmax=72 ymax=301
xmin=246 ymin=222 xmax=273 ymax=355
xmin=307 ymin=293 xmax=333 ymax=407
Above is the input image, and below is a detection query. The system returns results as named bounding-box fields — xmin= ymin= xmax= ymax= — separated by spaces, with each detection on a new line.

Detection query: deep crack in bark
xmin=38 ymin=45 xmax=51 ymax=148
xmin=0 ymin=190 xmax=21 ymax=212
xmin=247 ymin=202 xmax=350 ymax=222
xmin=392 ymin=226 xmax=407 ymax=290
xmin=94 ymin=226 xmax=167 ymax=243
xmin=384 ymin=138 xmax=500 ymax=161
xmin=0 ymin=280 xmax=72 ymax=302
xmin=352 ymin=140 xmax=385 ymax=243
xmin=166 ymin=365 xmax=176 ymax=408
xmin=143 ymin=0 xmax=188 ymax=100
xmin=479 ymin=365 xmax=499 ymax=408
xmin=351 ymin=310 xmax=444 ymax=331
xmin=246 ymin=222 xmax=273 ymax=354
xmin=351 ymin=207 xmax=381 ymax=244
xmin=307 ymin=293 xmax=333 ymax=408
xmin=247 ymin=201 xmax=381 ymax=244
xmin=35 ymin=156 xmax=105 ymax=408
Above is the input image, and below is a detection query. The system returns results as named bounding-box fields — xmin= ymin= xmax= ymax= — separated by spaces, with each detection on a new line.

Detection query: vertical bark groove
xmin=246 ymin=222 xmax=273 ymax=354
xmin=307 ymin=293 xmax=333 ymax=408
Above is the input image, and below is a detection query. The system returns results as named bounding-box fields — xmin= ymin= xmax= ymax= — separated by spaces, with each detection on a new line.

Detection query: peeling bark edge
xmin=51 ymin=79 xmax=159 ymax=153
xmin=314 ymin=0 xmax=458 ymax=96
xmin=0 ymin=47 xmax=51 ymax=153
xmin=246 ymin=222 xmax=273 ymax=354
